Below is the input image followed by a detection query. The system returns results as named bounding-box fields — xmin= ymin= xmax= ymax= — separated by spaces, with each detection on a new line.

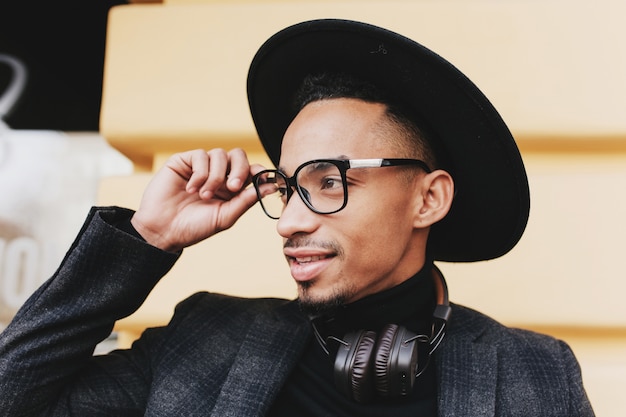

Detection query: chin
xmin=296 ymin=282 xmax=352 ymax=317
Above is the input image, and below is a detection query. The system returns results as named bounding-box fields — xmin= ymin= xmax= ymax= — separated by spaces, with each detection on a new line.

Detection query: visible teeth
xmin=295 ymin=255 xmax=325 ymax=263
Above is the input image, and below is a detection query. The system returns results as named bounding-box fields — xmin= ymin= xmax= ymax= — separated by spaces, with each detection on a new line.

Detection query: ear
xmin=413 ymin=169 xmax=454 ymax=228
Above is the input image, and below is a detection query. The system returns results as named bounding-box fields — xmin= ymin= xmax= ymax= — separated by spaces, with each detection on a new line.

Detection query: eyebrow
xmin=278 ymin=154 xmax=350 ymax=173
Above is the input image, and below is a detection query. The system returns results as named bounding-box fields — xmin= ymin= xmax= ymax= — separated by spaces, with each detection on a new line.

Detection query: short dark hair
xmin=293 ymin=73 xmax=439 ymax=169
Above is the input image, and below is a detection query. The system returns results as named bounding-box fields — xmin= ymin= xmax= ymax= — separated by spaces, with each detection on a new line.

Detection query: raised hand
xmin=130 ymin=148 xmax=265 ymax=252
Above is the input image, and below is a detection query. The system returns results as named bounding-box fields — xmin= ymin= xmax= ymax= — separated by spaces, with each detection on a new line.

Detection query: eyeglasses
xmin=252 ymin=158 xmax=432 ymax=219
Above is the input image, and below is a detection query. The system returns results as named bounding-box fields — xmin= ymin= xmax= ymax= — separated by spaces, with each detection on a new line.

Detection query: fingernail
xmin=228 ymin=178 xmax=242 ymax=189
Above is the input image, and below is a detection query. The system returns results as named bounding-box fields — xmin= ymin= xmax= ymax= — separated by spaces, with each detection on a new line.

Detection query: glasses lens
xmin=255 ymin=171 xmax=288 ymax=219
xmin=297 ymin=161 xmax=346 ymax=215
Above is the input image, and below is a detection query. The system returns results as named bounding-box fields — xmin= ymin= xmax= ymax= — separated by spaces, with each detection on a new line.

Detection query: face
xmin=277 ymin=98 xmax=430 ymax=314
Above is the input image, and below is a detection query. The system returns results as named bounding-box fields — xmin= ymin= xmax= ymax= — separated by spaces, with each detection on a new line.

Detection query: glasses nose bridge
xmin=283 ymin=171 xmax=319 ymax=213
xmin=280 ymin=177 xmax=315 ymax=219
xmin=282 ymin=174 xmax=299 ymax=202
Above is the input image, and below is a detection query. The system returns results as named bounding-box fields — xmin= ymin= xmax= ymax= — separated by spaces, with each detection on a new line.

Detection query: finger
xmin=178 ymin=149 xmax=209 ymax=194
xmin=250 ymin=163 xmax=268 ymax=176
xmin=199 ymin=148 xmax=229 ymax=199
xmin=217 ymin=186 xmax=262 ymax=231
xmin=225 ymin=148 xmax=251 ymax=192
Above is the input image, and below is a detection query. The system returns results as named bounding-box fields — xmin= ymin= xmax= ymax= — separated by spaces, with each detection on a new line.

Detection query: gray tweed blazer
xmin=0 ymin=207 xmax=594 ymax=416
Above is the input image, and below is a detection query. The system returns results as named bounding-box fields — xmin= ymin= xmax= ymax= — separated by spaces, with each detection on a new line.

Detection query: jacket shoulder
xmin=444 ymin=304 xmax=594 ymax=416
xmin=170 ymin=292 xmax=297 ymax=322
xmin=449 ymin=303 xmax=564 ymax=349
xmin=139 ymin=292 xmax=304 ymax=353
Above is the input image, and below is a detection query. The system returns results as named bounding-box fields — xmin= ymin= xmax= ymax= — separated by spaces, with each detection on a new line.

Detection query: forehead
xmin=278 ymin=98 xmax=399 ymax=169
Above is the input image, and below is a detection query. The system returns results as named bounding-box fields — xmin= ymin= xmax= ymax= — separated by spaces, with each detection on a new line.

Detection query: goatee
xmin=297 ymin=282 xmax=349 ymax=318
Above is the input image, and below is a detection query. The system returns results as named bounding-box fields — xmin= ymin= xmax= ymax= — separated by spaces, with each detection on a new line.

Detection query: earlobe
xmin=414 ymin=170 xmax=454 ymax=228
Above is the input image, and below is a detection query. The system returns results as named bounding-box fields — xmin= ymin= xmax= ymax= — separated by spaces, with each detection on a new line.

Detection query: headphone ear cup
xmin=374 ymin=324 xmax=419 ymax=398
xmin=333 ymin=330 xmax=377 ymax=403
xmin=350 ymin=330 xmax=377 ymax=403
xmin=374 ymin=323 xmax=398 ymax=397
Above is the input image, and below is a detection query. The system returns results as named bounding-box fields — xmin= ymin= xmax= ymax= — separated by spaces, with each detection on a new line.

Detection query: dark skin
xmin=131 ymin=98 xmax=454 ymax=309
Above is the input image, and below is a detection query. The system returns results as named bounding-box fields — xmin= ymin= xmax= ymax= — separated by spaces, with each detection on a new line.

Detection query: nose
xmin=276 ymin=190 xmax=319 ymax=238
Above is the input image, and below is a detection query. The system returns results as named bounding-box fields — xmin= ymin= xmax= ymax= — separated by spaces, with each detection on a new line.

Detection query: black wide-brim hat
xmin=247 ymin=19 xmax=530 ymax=262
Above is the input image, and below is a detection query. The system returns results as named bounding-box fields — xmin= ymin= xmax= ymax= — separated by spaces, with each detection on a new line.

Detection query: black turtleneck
xmin=267 ymin=264 xmax=438 ymax=417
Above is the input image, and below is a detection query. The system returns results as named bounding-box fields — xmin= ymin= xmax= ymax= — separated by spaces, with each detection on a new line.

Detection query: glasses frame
xmin=252 ymin=158 xmax=432 ymax=220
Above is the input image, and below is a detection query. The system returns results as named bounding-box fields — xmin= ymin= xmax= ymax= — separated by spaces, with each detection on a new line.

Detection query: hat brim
xmin=247 ymin=19 xmax=530 ymax=262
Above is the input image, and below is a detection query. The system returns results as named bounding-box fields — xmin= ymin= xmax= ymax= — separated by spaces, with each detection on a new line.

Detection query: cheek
xmin=357 ymin=190 xmax=415 ymax=234
xmin=341 ymin=203 xmax=414 ymax=265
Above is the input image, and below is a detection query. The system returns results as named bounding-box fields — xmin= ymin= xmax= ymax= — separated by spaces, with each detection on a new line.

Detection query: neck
xmin=309 ymin=262 xmax=436 ymax=354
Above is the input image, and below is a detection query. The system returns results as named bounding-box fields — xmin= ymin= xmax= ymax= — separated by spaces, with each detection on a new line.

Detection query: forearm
xmin=0 ymin=207 xmax=179 ymax=416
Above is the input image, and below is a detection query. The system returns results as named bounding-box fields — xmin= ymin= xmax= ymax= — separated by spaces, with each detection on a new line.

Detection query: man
xmin=0 ymin=19 xmax=594 ymax=416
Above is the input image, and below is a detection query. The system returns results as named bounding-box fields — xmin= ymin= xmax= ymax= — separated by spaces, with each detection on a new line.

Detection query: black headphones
xmin=311 ymin=266 xmax=451 ymax=403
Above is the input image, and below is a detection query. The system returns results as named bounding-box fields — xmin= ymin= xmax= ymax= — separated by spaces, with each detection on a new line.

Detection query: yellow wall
xmin=98 ymin=2 xmax=626 ymax=415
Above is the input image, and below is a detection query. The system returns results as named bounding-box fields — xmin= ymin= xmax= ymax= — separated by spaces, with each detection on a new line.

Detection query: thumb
xmin=216 ymin=186 xmax=261 ymax=231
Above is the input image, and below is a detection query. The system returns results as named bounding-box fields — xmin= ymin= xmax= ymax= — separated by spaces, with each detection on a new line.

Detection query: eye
xmin=320 ymin=176 xmax=343 ymax=190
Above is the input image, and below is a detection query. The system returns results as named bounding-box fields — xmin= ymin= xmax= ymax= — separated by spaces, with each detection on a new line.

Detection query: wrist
xmin=130 ymin=215 xmax=180 ymax=253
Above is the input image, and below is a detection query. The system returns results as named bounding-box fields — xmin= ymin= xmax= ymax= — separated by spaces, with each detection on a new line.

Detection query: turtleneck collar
xmin=309 ymin=262 xmax=437 ymax=351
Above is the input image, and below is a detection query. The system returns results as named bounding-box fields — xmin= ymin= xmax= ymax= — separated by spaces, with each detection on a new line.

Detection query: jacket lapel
xmin=207 ymin=302 xmax=501 ymax=416
xmin=437 ymin=305 xmax=498 ymax=417
xmin=210 ymin=301 xmax=310 ymax=417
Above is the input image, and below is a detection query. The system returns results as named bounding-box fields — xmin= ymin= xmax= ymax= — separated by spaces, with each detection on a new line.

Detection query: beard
xmin=296 ymin=280 xmax=354 ymax=318
xmin=285 ymin=236 xmax=350 ymax=317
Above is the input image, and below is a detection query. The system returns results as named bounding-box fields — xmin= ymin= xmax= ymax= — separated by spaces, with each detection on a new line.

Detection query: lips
xmin=284 ymin=248 xmax=336 ymax=282
xmin=294 ymin=255 xmax=328 ymax=263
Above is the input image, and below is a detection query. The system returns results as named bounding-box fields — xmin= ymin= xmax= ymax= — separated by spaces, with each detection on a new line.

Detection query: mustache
xmin=283 ymin=237 xmax=344 ymax=256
